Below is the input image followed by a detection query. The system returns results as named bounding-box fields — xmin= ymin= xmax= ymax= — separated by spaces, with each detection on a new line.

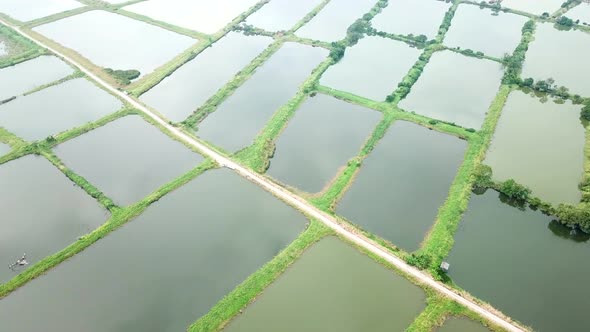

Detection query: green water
xmin=197 ymin=42 xmax=327 ymax=152
xmin=225 ymin=237 xmax=426 ymax=332
xmin=337 ymin=121 xmax=466 ymax=251
xmin=436 ymin=317 xmax=491 ymax=332
xmin=296 ymin=0 xmax=377 ymax=41
xmin=372 ymin=0 xmax=450 ymax=39
xmin=141 ymin=32 xmax=272 ymax=123
xmin=0 ymin=55 xmax=73 ymax=101
xmin=54 ymin=115 xmax=203 ymax=206
xmin=0 ymin=0 xmax=83 ymax=22
xmin=124 ymin=0 xmax=260 ymax=34
xmin=399 ymin=50 xmax=503 ymax=130
xmin=320 ymin=36 xmax=421 ymax=101
xmin=0 ymin=168 xmax=306 ymax=331
xmin=34 ymin=10 xmax=195 ymax=76
xmin=0 ymin=155 xmax=107 ymax=283
xmin=444 ymin=4 xmax=527 ymax=58
xmin=485 ymin=90 xmax=584 ymax=205
xmin=267 ymin=93 xmax=381 ymax=193
xmin=501 ymin=0 xmax=563 ymax=15
xmin=0 ymin=78 xmax=122 ymax=141
xmin=447 ymin=190 xmax=590 ymax=332
xmin=522 ymin=22 xmax=590 ymax=96
xmin=245 ymin=0 xmax=322 ymax=32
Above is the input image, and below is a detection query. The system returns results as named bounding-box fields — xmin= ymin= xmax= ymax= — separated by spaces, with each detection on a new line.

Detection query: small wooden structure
xmin=8 ymin=253 xmax=28 ymax=271
xmin=440 ymin=261 xmax=450 ymax=273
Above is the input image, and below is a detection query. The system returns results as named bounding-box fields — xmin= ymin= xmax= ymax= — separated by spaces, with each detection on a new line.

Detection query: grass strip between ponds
xmin=0 ymin=159 xmax=215 ymax=299
xmin=188 ymin=219 xmax=333 ymax=332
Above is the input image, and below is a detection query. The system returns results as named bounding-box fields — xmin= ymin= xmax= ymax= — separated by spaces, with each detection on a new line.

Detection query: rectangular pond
xmin=521 ymin=22 xmax=590 ymax=97
xmin=124 ymin=0 xmax=260 ymax=34
xmin=196 ymin=42 xmax=328 ymax=152
xmin=245 ymin=0 xmax=322 ymax=32
xmin=0 ymin=155 xmax=107 ymax=283
xmin=399 ymin=50 xmax=503 ymax=130
xmin=0 ymin=0 xmax=83 ymax=22
xmin=568 ymin=3 xmax=590 ymax=25
xmin=437 ymin=317 xmax=491 ymax=332
xmin=141 ymin=32 xmax=272 ymax=123
xmin=0 ymin=78 xmax=122 ymax=141
xmin=0 ymin=55 xmax=73 ymax=101
xmin=371 ymin=0 xmax=450 ymax=39
xmin=446 ymin=190 xmax=590 ymax=332
xmin=485 ymin=90 xmax=585 ymax=205
xmin=501 ymin=0 xmax=563 ymax=15
xmin=295 ymin=0 xmax=377 ymax=42
xmin=224 ymin=237 xmax=426 ymax=332
xmin=34 ymin=10 xmax=195 ymax=77
xmin=336 ymin=121 xmax=467 ymax=252
xmin=444 ymin=4 xmax=527 ymax=58
xmin=320 ymin=36 xmax=421 ymax=101
xmin=54 ymin=115 xmax=203 ymax=206
xmin=0 ymin=168 xmax=307 ymax=331
xmin=267 ymin=94 xmax=381 ymax=193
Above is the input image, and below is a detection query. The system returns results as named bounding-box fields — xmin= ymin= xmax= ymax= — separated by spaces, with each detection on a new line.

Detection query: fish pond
xmin=141 ymin=32 xmax=272 ymax=123
xmin=371 ymin=0 xmax=450 ymax=39
xmin=444 ymin=4 xmax=527 ymax=58
xmin=337 ymin=121 xmax=466 ymax=252
xmin=54 ymin=115 xmax=203 ymax=206
xmin=245 ymin=0 xmax=322 ymax=32
xmin=436 ymin=317 xmax=491 ymax=332
xmin=485 ymin=90 xmax=585 ymax=205
xmin=501 ymin=0 xmax=563 ymax=15
xmin=296 ymin=0 xmax=377 ymax=42
xmin=447 ymin=190 xmax=590 ymax=332
xmin=567 ymin=3 xmax=590 ymax=25
xmin=0 ymin=155 xmax=107 ymax=283
xmin=399 ymin=50 xmax=503 ymax=130
xmin=224 ymin=237 xmax=426 ymax=332
xmin=0 ymin=78 xmax=122 ymax=141
xmin=197 ymin=42 xmax=327 ymax=152
xmin=320 ymin=36 xmax=421 ymax=101
xmin=0 ymin=0 xmax=83 ymax=22
xmin=0 ymin=168 xmax=306 ymax=331
xmin=34 ymin=10 xmax=195 ymax=77
xmin=521 ymin=22 xmax=590 ymax=97
xmin=0 ymin=55 xmax=73 ymax=101
xmin=124 ymin=0 xmax=260 ymax=34
xmin=267 ymin=94 xmax=381 ymax=193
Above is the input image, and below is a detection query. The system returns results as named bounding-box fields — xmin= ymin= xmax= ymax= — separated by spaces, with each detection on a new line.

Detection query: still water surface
xmin=372 ymin=0 xmax=450 ymax=39
xmin=225 ymin=237 xmax=426 ymax=332
xmin=0 ymin=168 xmax=306 ymax=331
xmin=245 ymin=0 xmax=322 ymax=32
xmin=0 ymin=0 xmax=83 ymax=22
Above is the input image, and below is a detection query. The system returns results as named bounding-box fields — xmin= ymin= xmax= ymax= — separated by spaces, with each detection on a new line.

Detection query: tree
xmin=522 ymin=77 xmax=534 ymax=87
xmin=555 ymin=204 xmax=590 ymax=233
xmin=582 ymin=103 xmax=590 ymax=121
xmin=499 ymin=179 xmax=531 ymax=201
xmin=329 ymin=42 xmax=346 ymax=62
xmin=556 ymin=16 xmax=574 ymax=27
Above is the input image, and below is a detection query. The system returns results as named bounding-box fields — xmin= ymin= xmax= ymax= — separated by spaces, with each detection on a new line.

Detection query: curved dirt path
xmin=0 ymin=19 xmax=526 ymax=332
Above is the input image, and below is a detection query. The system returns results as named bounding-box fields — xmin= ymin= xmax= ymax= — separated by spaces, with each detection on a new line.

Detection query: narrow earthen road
xmin=0 ymin=19 xmax=526 ymax=332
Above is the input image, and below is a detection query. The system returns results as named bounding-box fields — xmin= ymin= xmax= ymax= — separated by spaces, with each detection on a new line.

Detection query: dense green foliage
xmin=499 ymin=179 xmax=531 ymax=201
xmin=502 ymin=20 xmax=535 ymax=85
xmin=581 ymin=103 xmax=590 ymax=121
xmin=556 ymin=16 xmax=575 ymax=27
xmin=0 ymin=25 xmax=44 ymax=68
xmin=555 ymin=204 xmax=590 ymax=232
xmin=104 ymin=68 xmax=140 ymax=85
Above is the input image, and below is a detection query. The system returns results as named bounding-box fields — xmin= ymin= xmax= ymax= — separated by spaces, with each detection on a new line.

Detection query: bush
xmin=499 ymin=179 xmax=531 ymax=201
xmin=555 ymin=204 xmax=590 ymax=232
xmin=329 ymin=42 xmax=346 ymax=62
xmin=104 ymin=68 xmax=140 ymax=85
xmin=406 ymin=253 xmax=431 ymax=270
xmin=581 ymin=104 xmax=590 ymax=121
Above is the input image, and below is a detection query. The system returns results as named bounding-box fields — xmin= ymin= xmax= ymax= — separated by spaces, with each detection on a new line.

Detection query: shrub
xmin=499 ymin=179 xmax=531 ymax=201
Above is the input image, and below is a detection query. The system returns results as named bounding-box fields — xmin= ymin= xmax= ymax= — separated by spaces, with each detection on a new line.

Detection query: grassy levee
xmin=459 ymin=0 xmax=537 ymax=19
xmin=317 ymin=85 xmax=391 ymax=111
xmin=188 ymin=220 xmax=332 ymax=332
xmin=583 ymin=124 xmax=590 ymax=202
xmin=419 ymin=85 xmax=512 ymax=272
xmin=282 ymin=34 xmax=331 ymax=49
xmin=126 ymin=0 xmax=271 ymax=97
xmin=24 ymin=6 xmax=96 ymax=28
xmin=443 ymin=46 xmax=503 ymax=63
xmin=113 ymin=9 xmax=208 ymax=39
xmin=407 ymin=294 xmax=507 ymax=332
xmin=22 ymin=70 xmax=83 ymax=96
xmin=0 ymin=159 xmax=215 ymax=299
xmin=290 ymin=0 xmax=331 ymax=33
xmin=182 ymin=39 xmax=284 ymax=127
xmin=0 ymin=127 xmax=27 ymax=150
xmin=0 ymin=24 xmax=45 ymax=68
xmin=233 ymin=59 xmax=332 ymax=173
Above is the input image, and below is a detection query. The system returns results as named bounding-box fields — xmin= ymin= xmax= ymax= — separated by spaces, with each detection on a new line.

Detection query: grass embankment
xmin=182 ymin=39 xmax=284 ymax=127
xmin=125 ymin=0 xmax=271 ymax=97
xmin=0 ymin=159 xmax=215 ymax=299
xmin=22 ymin=70 xmax=83 ymax=96
xmin=233 ymin=59 xmax=332 ymax=172
xmin=188 ymin=220 xmax=332 ymax=332
xmin=24 ymin=6 xmax=95 ymax=28
xmin=0 ymin=24 xmax=45 ymax=68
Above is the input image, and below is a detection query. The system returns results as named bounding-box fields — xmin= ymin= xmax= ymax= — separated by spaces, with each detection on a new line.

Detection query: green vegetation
xmin=104 ymin=68 xmax=140 ymax=85
xmin=502 ymin=20 xmax=535 ymax=85
xmin=22 ymin=70 xmax=83 ymax=96
xmin=188 ymin=220 xmax=332 ymax=332
xmin=555 ymin=15 xmax=575 ymax=28
xmin=0 ymin=24 xmax=44 ymax=68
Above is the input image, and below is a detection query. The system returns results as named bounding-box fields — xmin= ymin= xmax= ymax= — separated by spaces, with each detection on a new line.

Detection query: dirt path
xmin=0 ymin=19 xmax=526 ymax=332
